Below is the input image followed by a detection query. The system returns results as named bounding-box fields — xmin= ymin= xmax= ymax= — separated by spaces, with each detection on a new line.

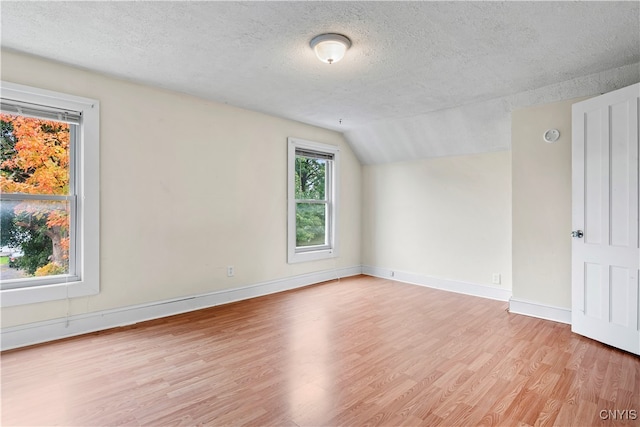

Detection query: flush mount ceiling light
xmin=310 ymin=33 xmax=351 ymax=64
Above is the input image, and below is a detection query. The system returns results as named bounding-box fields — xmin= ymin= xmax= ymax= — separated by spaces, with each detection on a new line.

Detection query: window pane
xmin=295 ymin=156 xmax=326 ymax=200
xmin=296 ymin=203 xmax=327 ymax=247
xmin=1 ymin=199 xmax=70 ymax=280
xmin=0 ymin=113 xmax=71 ymax=196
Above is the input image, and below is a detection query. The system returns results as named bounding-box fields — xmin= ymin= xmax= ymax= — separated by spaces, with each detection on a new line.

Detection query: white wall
xmin=0 ymin=50 xmax=362 ymax=328
xmin=511 ymin=97 xmax=588 ymax=309
xmin=362 ymin=151 xmax=512 ymax=291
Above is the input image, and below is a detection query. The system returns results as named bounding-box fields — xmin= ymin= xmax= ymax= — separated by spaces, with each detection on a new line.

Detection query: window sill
xmin=288 ymin=248 xmax=337 ymax=264
xmin=1 ymin=279 xmax=98 ymax=307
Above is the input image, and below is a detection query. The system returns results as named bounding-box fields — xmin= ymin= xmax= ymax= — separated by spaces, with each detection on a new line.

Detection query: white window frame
xmin=1 ymin=81 xmax=99 ymax=307
xmin=287 ymin=137 xmax=339 ymax=264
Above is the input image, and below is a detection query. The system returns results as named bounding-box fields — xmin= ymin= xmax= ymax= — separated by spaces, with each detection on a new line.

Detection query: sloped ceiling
xmin=1 ymin=1 xmax=639 ymax=164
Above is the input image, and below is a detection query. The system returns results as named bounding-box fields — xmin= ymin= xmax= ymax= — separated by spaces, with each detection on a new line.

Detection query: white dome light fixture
xmin=310 ymin=33 xmax=351 ymax=64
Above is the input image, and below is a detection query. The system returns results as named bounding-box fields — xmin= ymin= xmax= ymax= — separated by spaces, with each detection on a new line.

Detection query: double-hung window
xmin=0 ymin=82 xmax=99 ymax=307
xmin=287 ymin=137 xmax=339 ymax=263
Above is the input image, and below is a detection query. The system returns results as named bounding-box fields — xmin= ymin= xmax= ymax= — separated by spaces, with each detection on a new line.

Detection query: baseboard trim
xmin=362 ymin=265 xmax=512 ymax=302
xmin=1 ymin=266 xmax=362 ymax=351
xmin=508 ymin=297 xmax=571 ymax=324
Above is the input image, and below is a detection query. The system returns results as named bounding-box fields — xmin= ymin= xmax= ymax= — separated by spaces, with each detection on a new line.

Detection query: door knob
xmin=571 ymin=230 xmax=584 ymax=238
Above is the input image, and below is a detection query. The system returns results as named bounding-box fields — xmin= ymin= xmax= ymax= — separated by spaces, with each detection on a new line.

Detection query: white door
xmin=572 ymin=83 xmax=640 ymax=355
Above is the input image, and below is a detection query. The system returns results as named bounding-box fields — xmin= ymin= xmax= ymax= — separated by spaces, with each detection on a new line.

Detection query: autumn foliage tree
xmin=1 ymin=113 xmax=70 ymax=276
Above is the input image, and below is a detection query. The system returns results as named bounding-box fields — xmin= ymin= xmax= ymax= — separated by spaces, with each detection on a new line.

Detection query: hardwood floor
xmin=1 ymin=275 xmax=639 ymax=426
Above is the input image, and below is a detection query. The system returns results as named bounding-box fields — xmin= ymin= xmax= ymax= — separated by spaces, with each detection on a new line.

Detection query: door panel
xmin=572 ymin=83 xmax=640 ymax=355
xmin=584 ymin=108 xmax=605 ymax=246
xmin=584 ymin=263 xmax=602 ymax=318
xmin=610 ymin=266 xmax=631 ymax=327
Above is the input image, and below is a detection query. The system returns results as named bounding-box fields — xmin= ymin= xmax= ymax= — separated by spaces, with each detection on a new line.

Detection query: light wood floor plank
xmin=2 ymin=275 xmax=639 ymax=426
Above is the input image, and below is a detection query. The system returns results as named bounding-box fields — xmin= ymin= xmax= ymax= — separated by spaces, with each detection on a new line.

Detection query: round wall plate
xmin=543 ymin=128 xmax=560 ymax=143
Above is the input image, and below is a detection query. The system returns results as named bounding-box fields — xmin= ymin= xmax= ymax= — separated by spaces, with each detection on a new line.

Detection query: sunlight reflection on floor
xmin=286 ymin=302 xmax=335 ymax=422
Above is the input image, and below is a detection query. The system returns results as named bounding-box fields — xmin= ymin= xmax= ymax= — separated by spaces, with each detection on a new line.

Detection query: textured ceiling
xmin=1 ymin=1 xmax=639 ymax=164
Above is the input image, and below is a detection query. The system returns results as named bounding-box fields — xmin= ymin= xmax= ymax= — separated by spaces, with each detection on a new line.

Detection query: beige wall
xmin=511 ymin=97 xmax=589 ymax=308
xmin=1 ymin=51 xmax=362 ymax=327
xmin=362 ymin=151 xmax=512 ymax=289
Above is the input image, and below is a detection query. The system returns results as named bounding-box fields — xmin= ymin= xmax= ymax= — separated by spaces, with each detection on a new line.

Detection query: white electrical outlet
xmin=227 ymin=266 xmax=234 ymax=277
xmin=391 ymin=271 xmax=395 ymax=278
xmin=492 ymin=273 xmax=501 ymax=284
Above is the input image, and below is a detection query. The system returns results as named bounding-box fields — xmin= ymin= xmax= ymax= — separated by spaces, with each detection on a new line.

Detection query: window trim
xmin=287 ymin=137 xmax=339 ymax=264
xmin=1 ymin=81 xmax=100 ymax=307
